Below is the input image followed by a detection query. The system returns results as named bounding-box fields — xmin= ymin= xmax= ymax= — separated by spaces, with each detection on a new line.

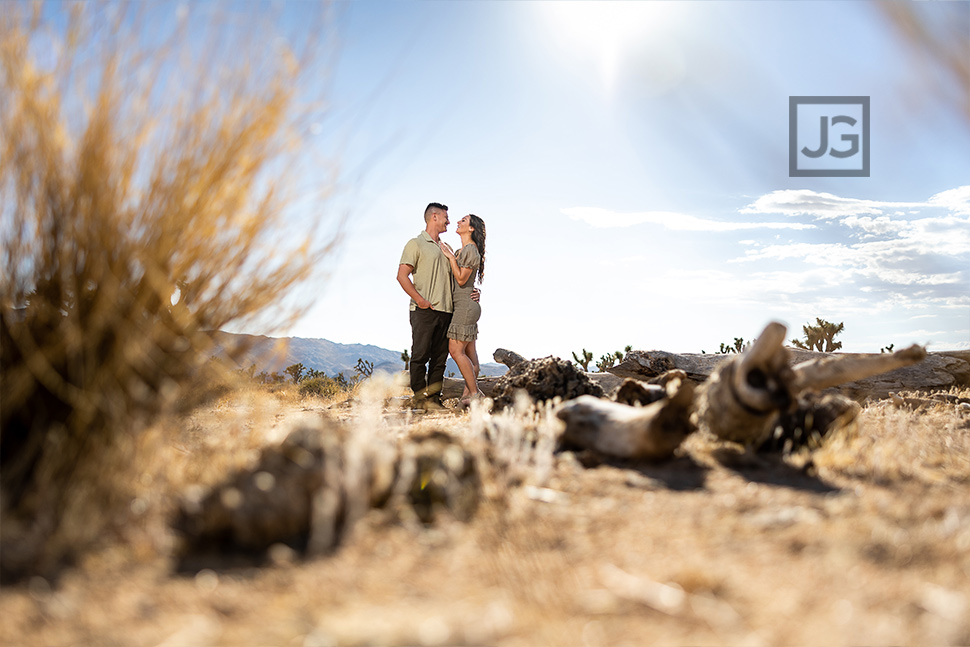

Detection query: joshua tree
xmin=284 ymin=363 xmax=307 ymax=384
xmin=881 ymin=344 xmax=895 ymax=354
xmin=401 ymin=349 xmax=410 ymax=370
xmin=596 ymin=354 xmax=614 ymax=372
xmin=791 ymin=318 xmax=844 ymax=352
xmin=355 ymin=358 xmax=375 ymax=379
xmin=717 ymin=337 xmax=743 ymax=354
xmin=572 ymin=349 xmax=594 ymax=371
xmin=595 ymin=350 xmax=626 ymax=372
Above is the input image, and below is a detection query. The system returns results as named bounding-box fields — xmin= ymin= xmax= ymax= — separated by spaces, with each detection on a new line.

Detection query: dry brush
xmin=0 ymin=3 xmax=340 ymax=582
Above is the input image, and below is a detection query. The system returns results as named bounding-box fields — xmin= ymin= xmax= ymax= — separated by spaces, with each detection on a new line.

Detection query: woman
xmin=438 ymin=214 xmax=486 ymax=406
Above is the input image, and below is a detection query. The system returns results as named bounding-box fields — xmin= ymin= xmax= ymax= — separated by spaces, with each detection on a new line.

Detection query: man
xmin=397 ymin=202 xmax=475 ymax=409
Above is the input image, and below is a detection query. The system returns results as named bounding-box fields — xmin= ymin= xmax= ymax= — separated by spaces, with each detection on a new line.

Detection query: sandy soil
xmin=2 ymin=389 xmax=969 ymax=646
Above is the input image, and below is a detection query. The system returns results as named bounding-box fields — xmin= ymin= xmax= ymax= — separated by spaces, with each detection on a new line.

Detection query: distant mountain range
xmin=211 ymin=332 xmax=508 ymax=379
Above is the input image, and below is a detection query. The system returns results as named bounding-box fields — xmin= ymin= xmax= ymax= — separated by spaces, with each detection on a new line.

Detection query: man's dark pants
xmin=409 ymin=308 xmax=453 ymax=400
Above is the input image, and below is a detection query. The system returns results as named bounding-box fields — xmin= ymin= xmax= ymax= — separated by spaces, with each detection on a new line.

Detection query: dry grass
xmin=1 ymin=384 xmax=968 ymax=646
xmin=814 ymin=391 xmax=970 ymax=485
xmin=0 ymin=3 xmax=338 ymax=580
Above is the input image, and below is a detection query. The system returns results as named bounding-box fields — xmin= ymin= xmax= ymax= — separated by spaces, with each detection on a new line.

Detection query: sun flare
xmin=538 ymin=1 xmax=685 ymax=92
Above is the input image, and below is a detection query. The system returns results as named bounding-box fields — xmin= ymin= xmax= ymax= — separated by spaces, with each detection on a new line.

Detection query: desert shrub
xmin=299 ymin=375 xmax=342 ymax=399
xmin=0 ymin=4 xmax=338 ymax=581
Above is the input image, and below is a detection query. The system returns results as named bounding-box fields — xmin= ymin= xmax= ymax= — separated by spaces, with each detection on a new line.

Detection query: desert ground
xmin=2 ymin=381 xmax=969 ymax=647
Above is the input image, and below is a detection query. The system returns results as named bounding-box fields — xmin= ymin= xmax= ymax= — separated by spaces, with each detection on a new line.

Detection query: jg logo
xmin=789 ymin=96 xmax=869 ymax=177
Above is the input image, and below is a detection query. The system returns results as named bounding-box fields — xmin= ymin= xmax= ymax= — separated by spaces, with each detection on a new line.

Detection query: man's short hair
xmin=424 ymin=202 xmax=448 ymax=223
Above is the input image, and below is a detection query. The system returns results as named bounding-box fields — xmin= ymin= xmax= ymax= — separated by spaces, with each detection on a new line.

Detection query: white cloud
xmin=740 ymin=189 xmax=920 ymax=218
xmin=732 ymin=230 xmax=968 ymax=311
xmin=901 ymin=215 xmax=970 ymax=256
xmin=560 ymin=187 xmax=969 ymax=351
xmin=742 ymin=186 xmax=970 ymax=220
xmin=841 ymin=215 xmax=905 ymax=238
xmin=735 ymin=241 xmax=856 ymax=265
xmin=732 ymin=186 xmax=970 ymax=304
xmin=562 ymin=206 xmax=814 ymax=231
xmin=929 ymin=185 xmax=970 ymax=216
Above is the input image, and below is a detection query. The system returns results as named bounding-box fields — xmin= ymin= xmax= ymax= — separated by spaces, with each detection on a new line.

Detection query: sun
xmin=537 ymin=1 xmax=685 ymax=92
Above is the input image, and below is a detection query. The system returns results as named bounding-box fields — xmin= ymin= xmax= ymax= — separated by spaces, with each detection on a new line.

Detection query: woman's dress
xmin=447 ymin=243 xmax=481 ymax=342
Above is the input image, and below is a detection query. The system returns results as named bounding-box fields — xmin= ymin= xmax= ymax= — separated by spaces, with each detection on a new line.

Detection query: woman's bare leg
xmin=466 ymin=341 xmax=481 ymax=392
xmin=449 ymin=338 xmax=478 ymax=398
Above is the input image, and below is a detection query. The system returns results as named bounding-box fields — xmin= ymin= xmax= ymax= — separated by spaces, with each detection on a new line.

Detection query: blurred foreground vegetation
xmin=0 ymin=3 xmax=338 ymax=582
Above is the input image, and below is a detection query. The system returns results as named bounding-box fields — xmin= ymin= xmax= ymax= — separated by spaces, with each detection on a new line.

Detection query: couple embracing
xmin=397 ymin=202 xmax=487 ymax=410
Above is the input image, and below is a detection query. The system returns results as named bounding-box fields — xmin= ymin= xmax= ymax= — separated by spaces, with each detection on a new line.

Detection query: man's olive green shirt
xmin=400 ymin=231 xmax=453 ymax=313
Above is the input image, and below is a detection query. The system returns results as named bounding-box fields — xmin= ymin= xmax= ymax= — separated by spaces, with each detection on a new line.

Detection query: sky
xmin=274 ymin=1 xmax=970 ymax=359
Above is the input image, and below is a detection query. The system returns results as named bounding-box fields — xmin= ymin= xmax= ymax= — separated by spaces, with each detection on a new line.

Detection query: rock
xmin=172 ymin=421 xmax=480 ymax=570
xmin=759 ymin=392 xmax=862 ymax=453
xmin=490 ymin=356 xmax=604 ymax=410
xmin=405 ymin=430 xmax=480 ymax=523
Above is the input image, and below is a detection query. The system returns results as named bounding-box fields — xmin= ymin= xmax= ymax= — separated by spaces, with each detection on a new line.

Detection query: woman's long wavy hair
xmin=468 ymin=214 xmax=486 ymax=284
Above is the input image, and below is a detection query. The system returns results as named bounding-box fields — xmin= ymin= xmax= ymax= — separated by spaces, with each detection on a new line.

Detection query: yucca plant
xmin=0 ymin=2 xmax=339 ymax=581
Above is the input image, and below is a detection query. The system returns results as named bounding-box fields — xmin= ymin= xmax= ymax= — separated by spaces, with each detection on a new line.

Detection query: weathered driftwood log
xmin=557 ymin=378 xmax=696 ymax=460
xmin=442 ymin=376 xmax=501 ymax=399
xmin=614 ymin=379 xmax=666 ymax=406
xmin=610 ymin=351 xmax=722 ymax=383
xmin=610 ymin=347 xmax=965 ymax=402
xmin=493 ymin=348 xmax=527 ymax=369
xmin=442 ymin=374 xmax=624 ymax=401
xmin=691 ymin=322 xmax=927 ymax=446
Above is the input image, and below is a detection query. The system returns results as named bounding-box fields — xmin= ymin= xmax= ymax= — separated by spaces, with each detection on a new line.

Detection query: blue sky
xmin=277 ymin=1 xmax=970 ymax=358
